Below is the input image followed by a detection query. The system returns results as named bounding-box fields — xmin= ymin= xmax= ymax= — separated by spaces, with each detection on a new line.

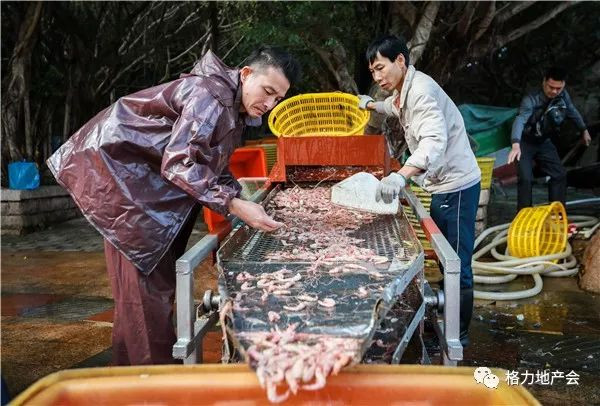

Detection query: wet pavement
xmin=1 ymin=183 xmax=599 ymax=404
xmin=0 ymin=217 xmax=219 ymax=400
xmin=464 ymin=274 xmax=600 ymax=404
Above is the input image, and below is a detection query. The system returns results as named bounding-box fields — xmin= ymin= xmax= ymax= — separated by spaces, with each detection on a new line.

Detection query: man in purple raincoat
xmin=47 ymin=47 xmax=300 ymax=365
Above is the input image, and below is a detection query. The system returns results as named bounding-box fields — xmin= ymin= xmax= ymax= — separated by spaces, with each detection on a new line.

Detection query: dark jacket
xmin=511 ymin=89 xmax=587 ymax=144
xmin=47 ymin=51 xmax=258 ymax=274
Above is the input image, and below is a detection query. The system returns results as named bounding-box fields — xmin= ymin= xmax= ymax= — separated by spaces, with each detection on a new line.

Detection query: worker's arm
xmin=375 ymin=92 xmax=445 ymax=204
xmin=218 ymin=167 xmax=282 ymax=231
xmin=161 ymin=87 xmax=281 ymax=232
xmin=402 ymin=92 xmax=447 ymax=175
xmin=358 ymin=94 xmax=394 ymax=116
xmin=398 ymin=165 xmax=423 ymax=179
xmin=582 ymin=129 xmax=592 ymax=147
xmin=375 ymin=165 xmax=424 ymax=204
xmin=508 ymin=95 xmax=535 ymax=164
xmin=228 ymin=198 xmax=283 ymax=231
xmin=161 ymin=92 xmax=237 ymax=213
xmin=218 ymin=166 xmax=243 ymax=197
xmin=563 ymin=90 xmax=591 ymax=146
xmin=359 ymin=93 xmax=424 ymax=179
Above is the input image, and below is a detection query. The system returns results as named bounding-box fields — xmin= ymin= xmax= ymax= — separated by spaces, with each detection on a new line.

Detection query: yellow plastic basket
xmin=255 ymin=143 xmax=277 ymax=173
xmin=268 ymin=92 xmax=370 ymax=137
xmin=409 ymin=158 xmax=494 ymax=195
xmin=410 ymin=185 xmax=432 ymax=210
xmin=507 ymin=202 xmax=568 ymax=258
xmin=404 ymin=205 xmax=432 ymax=251
xmin=476 ymin=157 xmax=495 ymax=189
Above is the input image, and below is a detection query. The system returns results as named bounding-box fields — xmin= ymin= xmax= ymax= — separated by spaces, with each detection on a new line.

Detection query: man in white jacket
xmin=358 ymin=35 xmax=481 ymax=346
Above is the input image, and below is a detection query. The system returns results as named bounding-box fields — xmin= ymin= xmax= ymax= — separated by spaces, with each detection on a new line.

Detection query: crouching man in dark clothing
xmin=47 ymin=46 xmax=300 ymax=365
xmin=508 ymin=67 xmax=591 ymax=210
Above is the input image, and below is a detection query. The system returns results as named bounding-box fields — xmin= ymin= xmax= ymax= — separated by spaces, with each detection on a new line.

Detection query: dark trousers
xmin=517 ymin=139 xmax=567 ymax=211
xmin=430 ymin=182 xmax=480 ymax=289
xmin=104 ymin=207 xmax=199 ymax=365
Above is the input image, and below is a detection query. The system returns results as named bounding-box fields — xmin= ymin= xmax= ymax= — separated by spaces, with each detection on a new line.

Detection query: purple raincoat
xmin=48 ymin=51 xmax=259 ymax=274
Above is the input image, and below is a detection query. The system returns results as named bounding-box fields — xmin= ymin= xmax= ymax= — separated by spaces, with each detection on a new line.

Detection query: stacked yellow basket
xmin=268 ymin=92 xmax=370 ymax=137
xmin=406 ymin=157 xmax=496 ymax=253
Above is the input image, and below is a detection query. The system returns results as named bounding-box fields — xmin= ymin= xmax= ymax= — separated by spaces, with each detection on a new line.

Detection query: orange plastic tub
xmin=203 ymin=147 xmax=268 ymax=233
xmin=229 ymin=147 xmax=268 ymax=178
xmin=13 ymin=364 xmax=539 ymax=405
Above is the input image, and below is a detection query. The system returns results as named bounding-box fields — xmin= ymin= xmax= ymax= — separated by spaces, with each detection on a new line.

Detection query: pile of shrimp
xmin=240 ymin=324 xmax=360 ymax=403
xmin=266 ymin=186 xmax=389 ymax=266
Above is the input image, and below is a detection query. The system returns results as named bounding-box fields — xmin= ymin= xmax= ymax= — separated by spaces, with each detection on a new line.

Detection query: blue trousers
xmin=430 ymin=182 xmax=480 ymax=289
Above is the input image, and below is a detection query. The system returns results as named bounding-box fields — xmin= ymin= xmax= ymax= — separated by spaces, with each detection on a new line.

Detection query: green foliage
xmin=1 ymin=0 xmax=596 ymax=169
xmin=224 ymin=1 xmax=375 ymax=93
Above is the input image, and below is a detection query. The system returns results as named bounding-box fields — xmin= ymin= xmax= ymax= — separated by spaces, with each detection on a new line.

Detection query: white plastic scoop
xmin=330 ymin=172 xmax=399 ymax=214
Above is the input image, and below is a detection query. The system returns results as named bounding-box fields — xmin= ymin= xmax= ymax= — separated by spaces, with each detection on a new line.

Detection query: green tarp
xmin=458 ymin=104 xmax=518 ymax=157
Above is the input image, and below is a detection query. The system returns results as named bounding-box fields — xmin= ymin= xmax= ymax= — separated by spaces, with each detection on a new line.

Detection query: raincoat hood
xmin=189 ymin=50 xmax=239 ymax=107
xmin=189 ymin=50 xmax=261 ymax=126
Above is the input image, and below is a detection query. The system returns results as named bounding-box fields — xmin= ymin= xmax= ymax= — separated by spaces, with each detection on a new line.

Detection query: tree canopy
xmin=2 ymin=1 xmax=598 ymax=184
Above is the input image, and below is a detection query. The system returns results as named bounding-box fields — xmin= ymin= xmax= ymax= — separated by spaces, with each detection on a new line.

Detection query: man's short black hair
xmin=545 ymin=67 xmax=567 ymax=82
xmin=366 ymin=35 xmax=410 ymax=66
xmin=245 ymin=46 xmax=301 ymax=86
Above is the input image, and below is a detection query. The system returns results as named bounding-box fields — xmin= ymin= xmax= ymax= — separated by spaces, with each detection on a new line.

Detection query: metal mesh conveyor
xmin=216 ymin=184 xmax=425 ymax=362
xmin=174 ymin=136 xmax=464 ymax=372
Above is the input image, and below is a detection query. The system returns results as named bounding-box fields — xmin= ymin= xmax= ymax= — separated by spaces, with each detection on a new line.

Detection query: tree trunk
xmin=456 ymin=2 xmax=478 ymax=39
xmin=389 ymin=1 xmax=417 ymax=34
xmin=209 ymin=2 xmax=219 ymax=51
xmin=473 ymin=1 xmax=496 ymax=41
xmin=496 ymin=1 xmax=537 ymax=24
xmin=495 ymin=1 xmax=577 ymax=49
xmin=0 ymin=2 xmax=43 ymax=162
xmin=408 ymin=1 xmax=440 ymax=66
xmin=24 ymin=86 xmax=33 ymax=158
xmin=63 ymin=70 xmax=73 ymax=143
xmin=311 ymin=42 xmax=358 ymax=94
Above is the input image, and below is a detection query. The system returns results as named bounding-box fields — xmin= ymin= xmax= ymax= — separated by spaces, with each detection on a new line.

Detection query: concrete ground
xmin=1 ymin=182 xmax=599 ymax=404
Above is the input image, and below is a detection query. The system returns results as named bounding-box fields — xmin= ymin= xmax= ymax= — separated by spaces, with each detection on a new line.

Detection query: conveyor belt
xmin=216 ymin=184 xmax=425 ymax=361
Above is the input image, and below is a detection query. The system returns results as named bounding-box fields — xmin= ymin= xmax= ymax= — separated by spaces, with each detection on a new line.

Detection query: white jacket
xmin=375 ymin=65 xmax=480 ymax=194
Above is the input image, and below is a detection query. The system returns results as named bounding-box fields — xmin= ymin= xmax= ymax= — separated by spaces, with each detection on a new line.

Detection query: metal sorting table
xmin=216 ymin=184 xmax=425 ymax=363
xmin=174 ymin=181 xmax=462 ymax=367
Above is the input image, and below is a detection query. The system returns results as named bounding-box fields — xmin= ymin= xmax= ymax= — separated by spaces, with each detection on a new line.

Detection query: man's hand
xmin=582 ymin=129 xmax=592 ymax=147
xmin=507 ymin=142 xmax=521 ymax=164
xmin=228 ymin=198 xmax=283 ymax=232
xmin=358 ymin=94 xmax=374 ymax=110
xmin=375 ymin=172 xmax=406 ymax=204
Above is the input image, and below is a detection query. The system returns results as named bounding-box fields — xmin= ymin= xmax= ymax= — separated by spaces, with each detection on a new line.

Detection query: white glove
xmin=375 ymin=172 xmax=406 ymax=203
xmin=358 ymin=94 xmax=374 ymax=110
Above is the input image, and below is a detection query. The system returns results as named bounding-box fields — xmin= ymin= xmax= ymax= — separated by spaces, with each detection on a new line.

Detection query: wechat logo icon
xmin=474 ymin=367 xmax=499 ymax=389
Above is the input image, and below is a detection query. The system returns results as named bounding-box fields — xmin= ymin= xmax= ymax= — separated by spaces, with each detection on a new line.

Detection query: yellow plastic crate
xmin=477 ymin=157 xmax=495 ymax=189
xmin=508 ymin=201 xmax=567 ymax=258
xmin=268 ymin=92 xmax=370 ymax=137
xmin=410 ymin=157 xmax=493 ymax=197
xmin=255 ymin=143 xmax=277 ymax=173
xmin=410 ymin=185 xmax=432 ymax=210
xmin=403 ymin=202 xmax=432 ymax=251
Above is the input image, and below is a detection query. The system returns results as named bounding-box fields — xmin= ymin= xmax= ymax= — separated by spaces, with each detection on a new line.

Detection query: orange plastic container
xmin=13 ymin=364 xmax=540 ymax=405
xmin=203 ymin=147 xmax=268 ymax=233
xmin=242 ymin=139 xmax=278 ymax=173
xmin=229 ymin=147 xmax=268 ymax=178
xmin=269 ymin=135 xmax=391 ymax=183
